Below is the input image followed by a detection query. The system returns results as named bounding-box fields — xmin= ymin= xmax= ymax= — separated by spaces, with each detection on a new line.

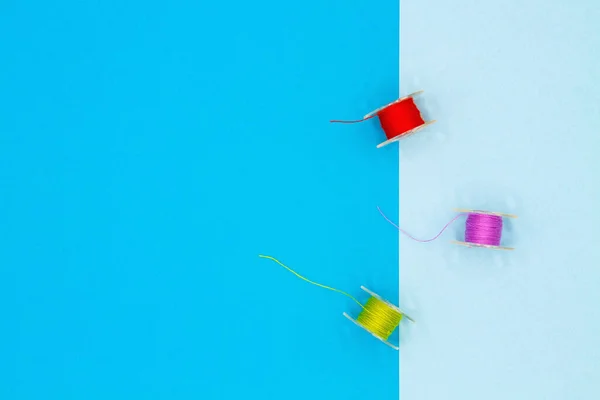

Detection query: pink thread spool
xmin=452 ymin=209 xmax=517 ymax=251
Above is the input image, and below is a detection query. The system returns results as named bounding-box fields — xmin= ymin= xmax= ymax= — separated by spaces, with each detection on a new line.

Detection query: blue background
xmin=0 ymin=1 xmax=399 ymax=399
xmin=399 ymin=0 xmax=600 ymax=398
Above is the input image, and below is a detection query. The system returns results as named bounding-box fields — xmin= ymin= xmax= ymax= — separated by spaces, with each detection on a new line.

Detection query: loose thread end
xmin=329 ymin=116 xmax=372 ymax=124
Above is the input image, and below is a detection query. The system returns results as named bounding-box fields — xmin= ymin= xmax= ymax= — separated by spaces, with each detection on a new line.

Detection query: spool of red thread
xmin=331 ymin=90 xmax=435 ymax=148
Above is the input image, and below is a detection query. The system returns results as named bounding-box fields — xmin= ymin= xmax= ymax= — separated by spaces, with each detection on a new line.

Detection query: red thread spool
xmin=379 ymin=98 xmax=424 ymax=140
xmin=331 ymin=90 xmax=435 ymax=148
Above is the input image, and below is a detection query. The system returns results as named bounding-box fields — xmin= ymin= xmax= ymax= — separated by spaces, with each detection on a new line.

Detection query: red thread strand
xmin=329 ymin=116 xmax=374 ymax=124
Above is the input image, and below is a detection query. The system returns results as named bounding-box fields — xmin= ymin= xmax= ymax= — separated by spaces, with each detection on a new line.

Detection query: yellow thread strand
xmin=356 ymin=297 xmax=403 ymax=340
xmin=258 ymin=254 xmax=364 ymax=309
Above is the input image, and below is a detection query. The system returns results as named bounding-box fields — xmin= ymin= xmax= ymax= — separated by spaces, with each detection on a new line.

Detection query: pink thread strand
xmin=377 ymin=206 xmax=465 ymax=243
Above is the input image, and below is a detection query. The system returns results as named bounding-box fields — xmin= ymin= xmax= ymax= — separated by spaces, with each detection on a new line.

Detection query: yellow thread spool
xmin=259 ymin=255 xmax=414 ymax=350
xmin=343 ymin=286 xmax=414 ymax=350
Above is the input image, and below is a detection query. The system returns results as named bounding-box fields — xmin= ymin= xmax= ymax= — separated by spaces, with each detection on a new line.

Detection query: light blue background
xmin=0 ymin=1 xmax=399 ymax=399
xmin=399 ymin=0 xmax=600 ymax=398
